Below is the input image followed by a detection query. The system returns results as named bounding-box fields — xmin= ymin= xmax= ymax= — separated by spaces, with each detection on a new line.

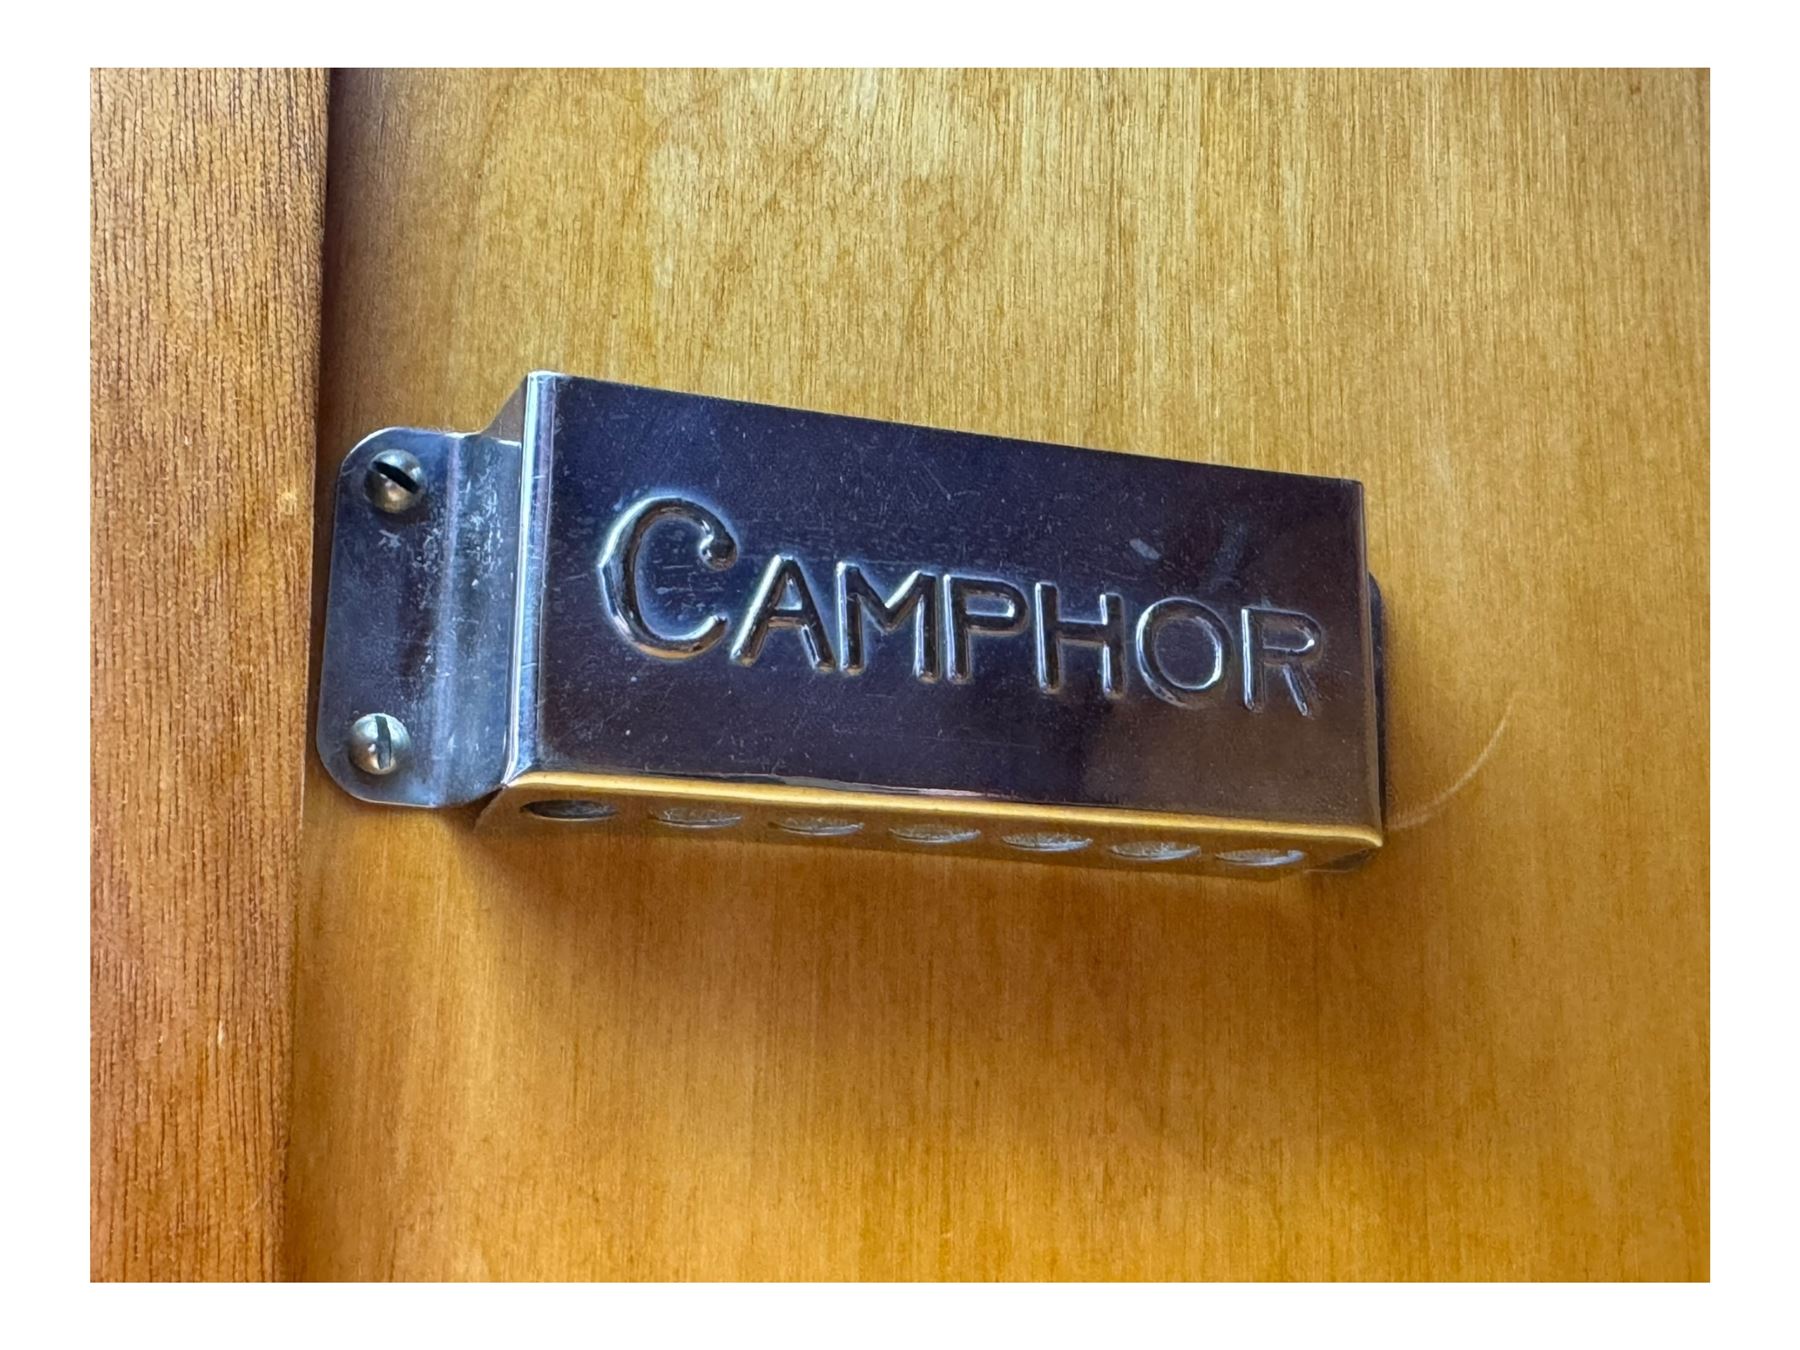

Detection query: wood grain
xmin=290 ymin=69 xmax=1707 ymax=1279
xmin=91 ymin=68 xmax=326 ymax=1281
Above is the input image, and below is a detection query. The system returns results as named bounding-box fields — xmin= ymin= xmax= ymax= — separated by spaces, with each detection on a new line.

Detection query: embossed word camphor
xmin=318 ymin=373 xmax=1384 ymax=875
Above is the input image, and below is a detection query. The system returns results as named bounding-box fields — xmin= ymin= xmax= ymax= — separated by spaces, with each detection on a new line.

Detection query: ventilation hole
xmin=1001 ymin=831 xmax=1092 ymax=853
xmin=653 ymin=805 xmax=743 ymax=830
xmin=523 ymin=799 xmax=616 ymax=821
xmin=1217 ymin=847 xmax=1307 ymax=868
xmin=890 ymin=823 xmax=981 ymax=846
xmin=774 ymin=816 xmax=864 ymax=837
xmin=1108 ymin=840 xmax=1200 ymax=862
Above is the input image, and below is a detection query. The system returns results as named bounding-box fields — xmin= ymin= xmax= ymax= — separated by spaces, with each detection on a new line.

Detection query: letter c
xmin=598 ymin=495 xmax=739 ymax=660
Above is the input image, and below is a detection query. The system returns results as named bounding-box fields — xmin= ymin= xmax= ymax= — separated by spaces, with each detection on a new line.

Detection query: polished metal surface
xmin=315 ymin=393 xmax=529 ymax=809
xmin=317 ymin=373 xmax=1385 ymax=874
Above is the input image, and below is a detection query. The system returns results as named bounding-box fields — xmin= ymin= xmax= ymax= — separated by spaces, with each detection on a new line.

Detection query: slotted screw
xmin=347 ymin=712 xmax=410 ymax=776
xmin=365 ymin=449 xmax=425 ymax=514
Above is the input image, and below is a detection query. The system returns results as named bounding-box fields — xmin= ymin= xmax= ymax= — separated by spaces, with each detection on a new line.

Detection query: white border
xmin=22 ymin=0 xmax=1780 ymax=1335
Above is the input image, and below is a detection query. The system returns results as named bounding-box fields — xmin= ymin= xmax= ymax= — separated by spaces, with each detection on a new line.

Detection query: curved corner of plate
xmin=315 ymin=422 xmax=526 ymax=809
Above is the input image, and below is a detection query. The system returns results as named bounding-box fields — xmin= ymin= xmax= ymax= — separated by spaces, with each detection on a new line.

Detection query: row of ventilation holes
xmin=521 ymin=800 xmax=1305 ymax=869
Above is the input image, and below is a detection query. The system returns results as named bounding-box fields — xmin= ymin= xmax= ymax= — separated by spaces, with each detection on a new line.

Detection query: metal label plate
xmin=318 ymin=373 xmax=1384 ymax=874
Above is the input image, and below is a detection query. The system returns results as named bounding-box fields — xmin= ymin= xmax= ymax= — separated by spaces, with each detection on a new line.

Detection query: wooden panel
xmin=91 ymin=68 xmax=326 ymax=1281
xmin=289 ymin=70 xmax=1707 ymax=1279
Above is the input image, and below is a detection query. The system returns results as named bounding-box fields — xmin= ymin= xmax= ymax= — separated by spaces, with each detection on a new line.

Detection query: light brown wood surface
xmin=289 ymin=69 xmax=1708 ymax=1280
xmin=91 ymin=69 xmax=327 ymax=1279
